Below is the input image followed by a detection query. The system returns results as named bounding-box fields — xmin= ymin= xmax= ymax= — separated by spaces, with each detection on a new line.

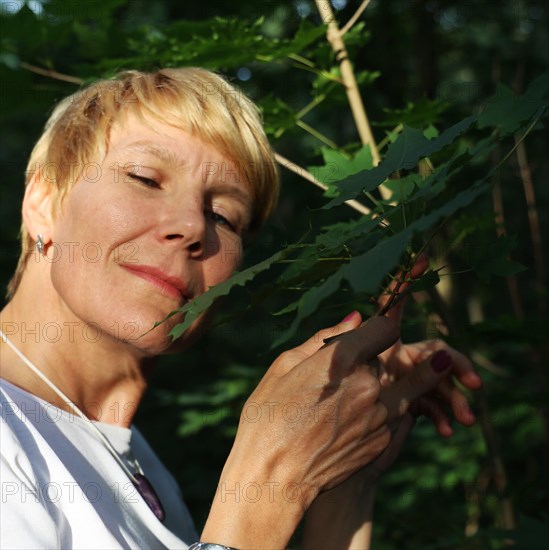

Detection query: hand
xmin=302 ymin=314 xmax=459 ymax=550
xmin=228 ymin=314 xmax=401 ymax=499
xmin=378 ymin=255 xmax=482 ymax=436
xmin=203 ymin=314 xmax=454 ymax=549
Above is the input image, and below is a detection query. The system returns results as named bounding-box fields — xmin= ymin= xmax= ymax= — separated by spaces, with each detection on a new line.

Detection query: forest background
xmin=0 ymin=1 xmax=548 ymax=548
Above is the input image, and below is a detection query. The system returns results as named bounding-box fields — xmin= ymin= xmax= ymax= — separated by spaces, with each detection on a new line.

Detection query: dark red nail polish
xmin=431 ymin=350 xmax=452 ymax=373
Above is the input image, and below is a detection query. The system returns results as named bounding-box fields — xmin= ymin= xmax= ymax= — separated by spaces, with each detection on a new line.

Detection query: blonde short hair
xmin=7 ymin=67 xmax=279 ymax=298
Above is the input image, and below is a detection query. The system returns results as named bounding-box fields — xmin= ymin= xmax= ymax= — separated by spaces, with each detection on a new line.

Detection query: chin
xmin=115 ymin=307 xmax=214 ymax=357
xmin=160 ymin=308 xmax=215 ymax=355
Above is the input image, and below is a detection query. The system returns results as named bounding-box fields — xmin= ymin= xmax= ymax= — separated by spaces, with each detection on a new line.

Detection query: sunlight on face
xmin=48 ymin=112 xmax=253 ymax=355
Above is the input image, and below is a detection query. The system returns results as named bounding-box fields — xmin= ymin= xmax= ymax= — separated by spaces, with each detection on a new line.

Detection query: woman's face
xmin=48 ymin=111 xmax=252 ymax=355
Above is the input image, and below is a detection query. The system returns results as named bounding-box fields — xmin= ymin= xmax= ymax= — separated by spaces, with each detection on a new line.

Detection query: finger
xmin=435 ymin=378 xmax=476 ymax=426
xmin=446 ymin=349 xmax=482 ymax=390
xmin=292 ymin=310 xmax=363 ymax=357
xmin=404 ymin=341 xmax=483 ymax=390
xmin=412 ymin=396 xmax=453 ymax=437
xmin=321 ymin=316 xmax=400 ymax=367
xmin=378 ymin=253 xmax=429 ymax=322
xmin=379 ymin=349 xmax=453 ymax=420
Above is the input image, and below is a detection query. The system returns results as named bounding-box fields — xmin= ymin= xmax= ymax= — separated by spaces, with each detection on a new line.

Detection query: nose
xmin=160 ymin=198 xmax=207 ymax=257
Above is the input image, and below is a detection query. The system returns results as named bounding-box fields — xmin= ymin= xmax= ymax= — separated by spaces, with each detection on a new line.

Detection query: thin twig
xmin=376 ymin=259 xmax=414 ymax=316
xmin=377 ymin=124 xmax=403 ymax=150
xmin=514 ymin=137 xmax=546 ymax=317
xmin=275 ymin=153 xmax=371 ymax=216
xmin=340 ymin=0 xmax=372 ymax=36
xmin=20 ymin=62 xmax=84 ymax=85
xmin=296 ymin=120 xmax=339 ymax=150
xmin=491 ymin=146 xmax=525 ymax=319
xmin=427 ymin=286 xmax=516 ymax=530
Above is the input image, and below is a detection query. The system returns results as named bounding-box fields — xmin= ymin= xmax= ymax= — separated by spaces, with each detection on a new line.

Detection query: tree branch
xmin=514 ymin=138 xmax=546 ymax=317
xmin=20 ymin=62 xmax=84 ymax=85
xmin=314 ymin=0 xmax=391 ymax=200
xmin=275 ymin=152 xmax=371 ymax=216
xmin=340 ymin=0 xmax=372 ymax=36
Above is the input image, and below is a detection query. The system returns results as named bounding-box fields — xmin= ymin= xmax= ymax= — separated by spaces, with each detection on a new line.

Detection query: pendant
xmin=133 ymin=472 xmax=165 ymax=522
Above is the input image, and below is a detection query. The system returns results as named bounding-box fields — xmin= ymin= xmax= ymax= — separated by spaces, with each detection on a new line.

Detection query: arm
xmin=302 ymin=257 xmax=482 ymax=549
xmin=303 ymin=416 xmax=414 ymax=550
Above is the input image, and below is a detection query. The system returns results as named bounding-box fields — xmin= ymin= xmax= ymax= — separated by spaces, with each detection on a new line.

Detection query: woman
xmin=0 ymin=68 xmax=481 ymax=549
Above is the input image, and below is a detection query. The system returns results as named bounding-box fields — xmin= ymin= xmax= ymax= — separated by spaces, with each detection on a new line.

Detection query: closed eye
xmin=127 ymin=172 xmax=160 ymax=189
xmin=207 ymin=211 xmax=236 ymax=232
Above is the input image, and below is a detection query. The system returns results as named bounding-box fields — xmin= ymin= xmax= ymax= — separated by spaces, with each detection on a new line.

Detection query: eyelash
xmin=127 ymin=172 xmax=236 ymax=232
xmin=208 ymin=211 xmax=235 ymax=231
xmin=127 ymin=172 xmax=160 ymax=188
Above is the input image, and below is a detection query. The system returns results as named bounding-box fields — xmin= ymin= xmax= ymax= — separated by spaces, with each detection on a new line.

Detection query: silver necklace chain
xmin=0 ymin=328 xmax=139 ymax=483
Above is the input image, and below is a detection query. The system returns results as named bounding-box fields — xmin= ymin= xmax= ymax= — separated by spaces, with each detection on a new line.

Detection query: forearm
xmin=302 ymin=484 xmax=376 ymax=550
xmin=201 ymin=452 xmax=310 ymax=549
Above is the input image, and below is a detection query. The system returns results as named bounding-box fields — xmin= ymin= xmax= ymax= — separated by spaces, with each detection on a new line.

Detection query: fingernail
xmin=431 ymin=350 xmax=452 ymax=373
xmin=342 ymin=311 xmax=358 ymax=323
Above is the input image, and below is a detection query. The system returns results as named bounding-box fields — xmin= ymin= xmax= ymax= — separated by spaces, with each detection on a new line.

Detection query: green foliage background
xmin=1 ymin=1 xmax=548 ymax=548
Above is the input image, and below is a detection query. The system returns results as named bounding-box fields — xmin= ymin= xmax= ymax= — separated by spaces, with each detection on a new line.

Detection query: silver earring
xmin=36 ymin=234 xmax=45 ymax=256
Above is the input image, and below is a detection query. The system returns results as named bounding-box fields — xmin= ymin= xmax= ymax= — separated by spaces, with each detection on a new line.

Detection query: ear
xmin=21 ymin=172 xmax=55 ymax=246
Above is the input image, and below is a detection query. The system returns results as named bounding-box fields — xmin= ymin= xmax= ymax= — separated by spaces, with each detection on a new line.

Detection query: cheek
xmin=52 ymin=183 xmax=151 ymax=264
xmin=203 ymin=234 xmax=243 ymax=285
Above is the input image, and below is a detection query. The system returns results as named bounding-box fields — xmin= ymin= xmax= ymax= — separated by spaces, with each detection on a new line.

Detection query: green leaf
xmin=260 ymin=96 xmax=297 ymax=138
xmin=342 ymin=230 xmax=412 ymax=293
xmin=168 ymin=248 xmax=287 ymax=340
xmin=460 ymin=234 xmax=527 ymax=282
xmin=405 ymin=270 xmax=441 ymax=293
xmin=379 ymin=98 xmax=449 ymax=128
xmin=323 ymin=115 xmax=476 ymax=208
xmin=271 ymin=271 xmax=343 ymax=348
xmin=307 ymin=145 xmax=374 ymax=193
xmin=279 ymin=217 xmax=382 ymax=283
xmin=423 ymin=124 xmax=439 ymax=139
xmin=478 ymin=73 xmax=549 ymax=135
xmin=258 ymin=19 xmax=326 ymax=61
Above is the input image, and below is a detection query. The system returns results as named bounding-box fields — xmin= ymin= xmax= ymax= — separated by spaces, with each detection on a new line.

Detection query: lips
xmin=121 ymin=264 xmax=190 ymax=301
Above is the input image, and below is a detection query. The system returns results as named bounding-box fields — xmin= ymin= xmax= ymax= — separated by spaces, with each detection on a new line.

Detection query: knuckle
xmin=375 ymin=402 xmax=389 ymax=426
xmin=355 ymin=370 xmax=382 ymax=400
xmin=373 ymin=425 xmax=392 ymax=453
xmin=316 ymin=324 xmax=341 ymax=343
xmin=273 ymin=349 xmax=306 ymax=371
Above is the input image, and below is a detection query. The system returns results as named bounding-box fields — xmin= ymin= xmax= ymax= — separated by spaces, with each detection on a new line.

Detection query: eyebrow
xmin=125 ymin=142 xmax=186 ymax=168
xmin=125 ymin=141 xmax=253 ymax=210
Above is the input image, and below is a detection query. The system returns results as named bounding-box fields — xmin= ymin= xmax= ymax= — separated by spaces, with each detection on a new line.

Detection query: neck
xmin=0 ymin=285 xmax=151 ymax=428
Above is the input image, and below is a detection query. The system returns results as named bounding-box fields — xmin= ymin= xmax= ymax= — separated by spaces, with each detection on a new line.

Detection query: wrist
xmin=203 ymin=456 xmax=312 ymax=549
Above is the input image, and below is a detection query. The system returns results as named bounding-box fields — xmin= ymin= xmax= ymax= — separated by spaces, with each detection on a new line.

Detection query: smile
xmin=121 ymin=264 xmax=189 ymax=301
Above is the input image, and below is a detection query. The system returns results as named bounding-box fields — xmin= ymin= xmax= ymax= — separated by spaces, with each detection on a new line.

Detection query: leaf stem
xmin=296 ymin=120 xmax=339 ymax=149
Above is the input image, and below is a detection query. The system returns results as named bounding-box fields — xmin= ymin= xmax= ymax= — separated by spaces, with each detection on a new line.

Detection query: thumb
xmin=379 ymin=350 xmax=453 ymax=420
